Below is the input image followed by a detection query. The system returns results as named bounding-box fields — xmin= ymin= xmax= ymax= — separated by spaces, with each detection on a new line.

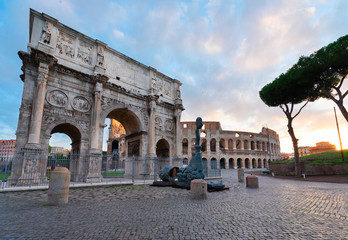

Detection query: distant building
xmin=181 ymin=121 xmax=281 ymax=169
xmin=310 ymin=141 xmax=336 ymax=154
xmin=281 ymin=152 xmax=290 ymax=160
xmin=298 ymin=146 xmax=311 ymax=157
xmin=50 ymin=146 xmax=70 ymax=157
xmin=0 ymin=140 xmax=16 ymax=158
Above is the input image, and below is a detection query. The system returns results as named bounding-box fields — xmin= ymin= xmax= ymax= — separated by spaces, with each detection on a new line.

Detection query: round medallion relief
xmin=46 ymin=90 xmax=68 ymax=107
xmin=165 ymin=119 xmax=174 ymax=131
xmin=71 ymin=96 xmax=90 ymax=112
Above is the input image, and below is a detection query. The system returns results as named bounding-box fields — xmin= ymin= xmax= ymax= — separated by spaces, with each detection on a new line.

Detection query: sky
xmin=0 ymin=0 xmax=347 ymax=153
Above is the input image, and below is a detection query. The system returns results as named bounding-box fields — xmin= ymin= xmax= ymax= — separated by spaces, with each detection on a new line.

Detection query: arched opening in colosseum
xmin=220 ymin=158 xmax=226 ymax=169
xmin=219 ymin=139 xmax=225 ymax=150
xmin=202 ymin=158 xmax=208 ymax=170
xmin=251 ymin=141 xmax=255 ymax=150
xmin=252 ymin=158 xmax=256 ymax=168
xmin=244 ymin=140 xmax=249 ymax=150
xmin=237 ymin=158 xmax=242 ymax=168
xmin=182 ymin=138 xmax=188 ymax=155
xmin=228 ymin=139 xmax=233 ymax=150
xmin=211 ymin=158 xmax=217 ymax=169
xmin=258 ymin=158 xmax=262 ymax=168
xmin=191 ymin=139 xmax=195 ymax=151
xmin=229 ymin=158 xmax=234 ymax=168
xmin=263 ymin=159 xmax=267 ymax=168
xmin=111 ymin=140 xmax=119 ymax=153
xmin=245 ymin=158 xmax=250 ymax=168
xmin=201 ymin=139 xmax=207 ymax=152
xmin=262 ymin=142 xmax=265 ymax=151
xmin=267 ymin=142 xmax=270 ymax=152
xmin=236 ymin=140 xmax=242 ymax=149
xmin=257 ymin=141 xmax=261 ymax=150
xmin=156 ymin=139 xmax=170 ymax=158
xmin=210 ymin=139 xmax=216 ymax=152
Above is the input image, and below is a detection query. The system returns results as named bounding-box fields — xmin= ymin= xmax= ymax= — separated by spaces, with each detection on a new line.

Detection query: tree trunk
xmin=287 ymin=118 xmax=301 ymax=177
xmin=324 ymin=90 xmax=348 ymax=122
xmin=336 ymin=101 xmax=348 ymax=123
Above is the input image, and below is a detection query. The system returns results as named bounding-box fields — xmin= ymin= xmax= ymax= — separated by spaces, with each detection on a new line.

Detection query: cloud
xmin=0 ymin=0 xmax=347 ymax=153
xmin=113 ymin=29 xmax=125 ymax=39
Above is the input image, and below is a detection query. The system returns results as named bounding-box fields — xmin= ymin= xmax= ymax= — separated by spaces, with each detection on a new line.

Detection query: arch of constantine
xmin=181 ymin=121 xmax=281 ymax=170
xmin=11 ymin=9 xmax=184 ymax=183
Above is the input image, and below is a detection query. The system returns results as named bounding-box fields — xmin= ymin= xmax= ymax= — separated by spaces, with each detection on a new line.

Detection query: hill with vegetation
xmin=274 ymin=150 xmax=348 ymax=164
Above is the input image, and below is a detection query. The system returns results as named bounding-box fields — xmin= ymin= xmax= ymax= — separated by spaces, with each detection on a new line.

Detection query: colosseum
xmin=181 ymin=121 xmax=281 ymax=170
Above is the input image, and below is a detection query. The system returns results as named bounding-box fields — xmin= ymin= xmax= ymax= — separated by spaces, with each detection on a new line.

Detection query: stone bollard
xmin=190 ymin=179 xmax=207 ymax=199
xmin=238 ymin=168 xmax=244 ymax=182
xmin=48 ymin=167 xmax=71 ymax=206
xmin=246 ymin=175 xmax=259 ymax=188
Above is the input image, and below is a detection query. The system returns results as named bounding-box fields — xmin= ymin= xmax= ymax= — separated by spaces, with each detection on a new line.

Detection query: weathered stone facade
xmin=181 ymin=121 xmax=281 ymax=170
xmin=11 ymin=9 xmax=183 ymax=183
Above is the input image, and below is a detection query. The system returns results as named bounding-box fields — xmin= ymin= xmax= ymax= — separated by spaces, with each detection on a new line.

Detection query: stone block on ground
xmin=190 ymin=179 xmax=207 ymax=199
xmin=246 ymin=175 xmax=259 ymax=188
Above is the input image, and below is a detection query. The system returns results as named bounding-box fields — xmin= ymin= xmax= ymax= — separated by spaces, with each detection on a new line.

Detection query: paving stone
xmin=1 ymin=170 xmax=348 ymax=239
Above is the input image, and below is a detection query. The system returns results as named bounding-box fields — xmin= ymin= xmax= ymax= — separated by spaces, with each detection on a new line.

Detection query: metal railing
xmin=0 ymin=150 xmax=221 ymax=189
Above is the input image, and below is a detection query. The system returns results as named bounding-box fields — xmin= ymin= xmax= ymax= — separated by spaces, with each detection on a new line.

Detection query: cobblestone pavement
xmin=1 ymin=170 xmax=348 ymax=239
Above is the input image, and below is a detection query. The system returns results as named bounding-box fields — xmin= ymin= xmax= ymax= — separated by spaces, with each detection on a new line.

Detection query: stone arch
xmin=111 ymin=140 xmax=119 ymax=153
xmin=156 ymin=138 xmax=170 ymax=158
xmin=258 ymin=158 xmax=262 ymax=168
xmin=210 ymin=138 xmax=216 ymax=152
xmin=237 ymin=158 xmax=242 ymax=168
xmin=252 ymin=158 xmax=256 ymax=168
xmin=250 ymin=141 xmax=255 ymax=150
xmin=220 ymin=158 xmax=226 ymax=169
xmin=191 ymin=138 xmax=195 ymax=151
xmin=219 ymin=138 xmax=225 ymax=149
xmin=228 ymin=139 xmax=233 ymax=150
xmin=245 ymin=158 xmax=250 ymax=168
xmin=211 ymin=158 xmax=217 ymax=169
xmin=236 ymin=139 xmax=242 ymax=149
xmin=228 ymin=158 xmax=234 ymax=169
xmin=244 ymin=140 xmax=249 ymax=150
xmin=43 ymin=120 xmax=86 ymax=154
xmin=202 ymin=158 xmax=208 ymax=170
xmin=182 ymin=138 xmax=188 ymax=155
xmin=263 ymin=159 xmax=267 ymax=168
xmin=44 ymin=122 xmax=85 ymax=181
xmin=103 ymin=107 xmax=143 ymax=135
xmin=201 ymin=138 xmax=207 ymax=152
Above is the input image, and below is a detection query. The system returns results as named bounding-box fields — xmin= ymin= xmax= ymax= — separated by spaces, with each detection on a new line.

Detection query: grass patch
xmin=0 ymin=173 xmax=10 ymax=180
xmin=102 ymin=171 xmax=125 ymax=177
xmin=273 ymin=150 xmax=348 ymax=164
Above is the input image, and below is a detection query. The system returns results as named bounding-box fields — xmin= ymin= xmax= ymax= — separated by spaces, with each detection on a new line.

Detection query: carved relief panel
xmin=46 ymin=90 xmax=68 ymax=108
xmin=77 ymin=41 xmax=93 ymax=65
xmin=56 ymin=31 xmax=76 ymax=58
xmin=71 ymin=96 xmax=91 ymax=112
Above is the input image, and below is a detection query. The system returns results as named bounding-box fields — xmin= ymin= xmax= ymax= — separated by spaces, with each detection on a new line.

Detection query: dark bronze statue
xmin=195 ymin=117 xmax=203 ymax=147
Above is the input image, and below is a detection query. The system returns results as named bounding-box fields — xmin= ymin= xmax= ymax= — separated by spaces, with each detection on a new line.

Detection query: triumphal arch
xmin=11 ymin=9 xmax=184 ymax=183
